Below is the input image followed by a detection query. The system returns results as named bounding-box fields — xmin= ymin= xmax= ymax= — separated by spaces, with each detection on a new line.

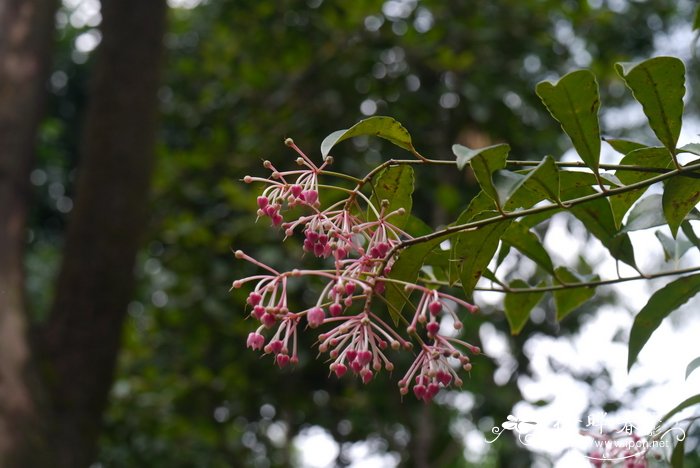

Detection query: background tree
xmin=1 ymin=0 xmax=167 ymax=465
xmin=6 ymin=0 xmax=697 ymax=467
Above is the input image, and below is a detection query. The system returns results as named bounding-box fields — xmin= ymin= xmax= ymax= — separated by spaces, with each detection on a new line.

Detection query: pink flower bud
xmin=247 ymin=292 xmax=262 ymax=306
xmin=290 ymin=184 xmax=303 ymax=198
xmin=332 ymin=363 xmax=347 ymax=378
xmin=276 ymin=354 xmax=290 ymax=367
xmin=303 ymin=190 xmax=318 ymax=205
xmin=268 ymin=339 xmax=284 ymax=354
xmin=357 ymin=350 xmax=372 ymax=366
xmin=436 ymin=371 xmax=452 ymax=386
xmin=428 ymin=301 xmax=442 ymax=315
xmin=307 ymin=307 xmax=325 ymax=328
xmin=252 ymin=305 xmax=265 ymax=320
xmin=427 ymin=383 xmax=440 ymax=399
xmin=261 ymin=313 xmax=276 ymax=328
xmin=350 ymin=359 xmax=363 ymax=373
xmin=361 ymin=369 xmax=373 ymax=384
xmin=246 ymin=332 xmax=265 ymax=350
xmin=257 ymin=196 xmax=269 ymax=209
xmin=426 ymin=322 xmax=440 ymax=336
xmin=329 ymin=303 xmax=343 ymax=317
xmin=413 ymin=384 xmax=426 ymax=399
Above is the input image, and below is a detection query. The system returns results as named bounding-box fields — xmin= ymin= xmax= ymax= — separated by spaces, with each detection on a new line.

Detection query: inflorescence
xmin=233 ymin=139 xmax=481 ymax=402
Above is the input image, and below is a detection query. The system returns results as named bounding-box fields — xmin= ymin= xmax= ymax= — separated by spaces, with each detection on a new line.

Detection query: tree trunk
xmin=0 ymin=0 xmax=57 ymax=465
xmin=38 ymin=0 xmax=167 ymax=466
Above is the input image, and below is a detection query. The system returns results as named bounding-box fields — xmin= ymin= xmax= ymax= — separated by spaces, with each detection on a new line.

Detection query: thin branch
xmin=397 ymin=160 xmax=700 ymax=251
xmin=423 ymin=265 xmax=700 ymax=294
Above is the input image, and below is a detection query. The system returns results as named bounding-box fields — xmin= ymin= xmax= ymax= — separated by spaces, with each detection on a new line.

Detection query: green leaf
xmin=671 ymin=436 xmax=685 ymax=468
xmin=501 ymin=222 xmax=555 ymax=274
xmin=628 ymin=274 xmax=700 ymax=371
xmin=657 ymin=393 xmax=700 ymax=427
xmin=504 ymin=279 xmax=544 ymax=335
xmin=368 ymin=165 xmax=414 ymax=228
xmin=496 ymin=242 xmax=511 ymax=268
xmin=320 ymin=116 xmax=415 ymax=157
xmin=679 ymin=143 xmax=700 ymax=156
xmin=615 ymin=57 xmax=685 ymax=153
xmin=452 ymin=144 xmax=510 ymax=209
xmin=553 ymin=267 xmax=597 ymax=321
xmin=693 ymin=4 xmax=700 ymax=31
xmin=519 ymin=155 xmax=561 ymax=203
xmin=663 ymin=164 xmax=700 ymax=237
xmin=686 ymin=356 xmax=700 ymax=380
xmin=384 ymin=238 xmax=443 ymax=325
xmin=403 ymin=215 xmax=433 ymax=237
xmin=536 ymin=70 xmax=601 ymax=173
xmin=682 ymin=221 xmax=700 ymax=249
xmin=609 ymin=147 xmax=674 ymax=228
xmin=655 ymin=231 xmax=693 ymax=262
xmin=621 ymin=195 xmax=667 ymax=233
xmin=559 ymin=170 xmax=599 ymax=195
xmin=492 ymin=170 xmax=527 ymax=208
xmin=453 ymin=211 xmax=511 ymax=297
xmin=499 ymin=155 xmax=561 ymax=210
xmin=566 ymin=187 xmax=637 ymax=268
xmin=604 ymin=138 xmax=647 ymax=155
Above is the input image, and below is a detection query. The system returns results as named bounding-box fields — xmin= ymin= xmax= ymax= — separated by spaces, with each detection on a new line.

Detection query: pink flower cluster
xmin=233 ymin=139 xmax=481 ymax=402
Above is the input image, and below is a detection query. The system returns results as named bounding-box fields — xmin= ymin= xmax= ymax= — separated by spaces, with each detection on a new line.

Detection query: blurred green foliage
xmin=27 ymin=0 xmax=699 ymax=466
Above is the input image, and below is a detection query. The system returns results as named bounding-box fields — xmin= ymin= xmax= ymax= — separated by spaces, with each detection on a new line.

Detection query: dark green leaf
xmin=566 ymin=187 xmax=637 ymax=268
xmin=604 ymin=138 xmax=647 ymax=155
xmin=682 ymin=221 xmax=700 ymax=249
xmin=655 ymin=231 xmax=693 ymax=262
xmin=458 ymin=190 xmax=498 ymax=221
xmin=502 ymin=155 xmax=560 ymax=210
xmin=679 ymin=143 xmax=700 ymax=156
xmin=368 ymin=165 xmax=414 ymax=228
xmin=501 ymin=222 xmax=555 ymax=274
xmin=693 ymin=4 xmax=700 ymax=31
xmin=559 ymin=170 xmax=599 ymax=195
xmin=553 ymin=267 xmax=597 ymax=321
xmin=536 ymin=70 xmax=601 ymax=173
xmin=671 ymin=435 xmax=685 ymax=468
xmin=615 ymin=57 xmax=685 ymax=153
xmin=662 ymin=164 xmax=700 ymax=237
xmin=496 ymin=242 xmax=511 ymax=268
xmin=628 ymin=274 xmax=700 ymax=371
xmin=385 ymin=238 xmax=443 ymax=325
xmin=504 ymin=279 xmax=544 ymax=335
xmin=492 ymin=170 xmax=527 ymax=207
xmin=686 ymin=356 xmax=700 ymax=380
xmin=599 ymin=172 xmax=622 ymax=187
xmin=657 ymin=393 xmax=700 ymax=427
xmin=453 ymin=211 xmax=511 ymax=297
xmin=452 ymin=144 xmax=510 ymax=208
xmin=403 ymin=215 xmax=433 ymax=237
xmin=609 ymin=147 xmax=673 ymax=228
xmin=320 ymin=116 xmax=415 ymax=157
xmin=449 ymin=192 xmax=497 ymax=285
xmin=520 ymin=155 xmax=561 ymax=203
xmin=621 ymin=195 xmax=667 ymax=233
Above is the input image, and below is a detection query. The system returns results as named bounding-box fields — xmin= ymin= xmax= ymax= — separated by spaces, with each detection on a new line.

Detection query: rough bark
xmin=0 ymin=0 xmax=57 ymax=464
xmin=38 ymin=0 xmax=168 ymax=466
